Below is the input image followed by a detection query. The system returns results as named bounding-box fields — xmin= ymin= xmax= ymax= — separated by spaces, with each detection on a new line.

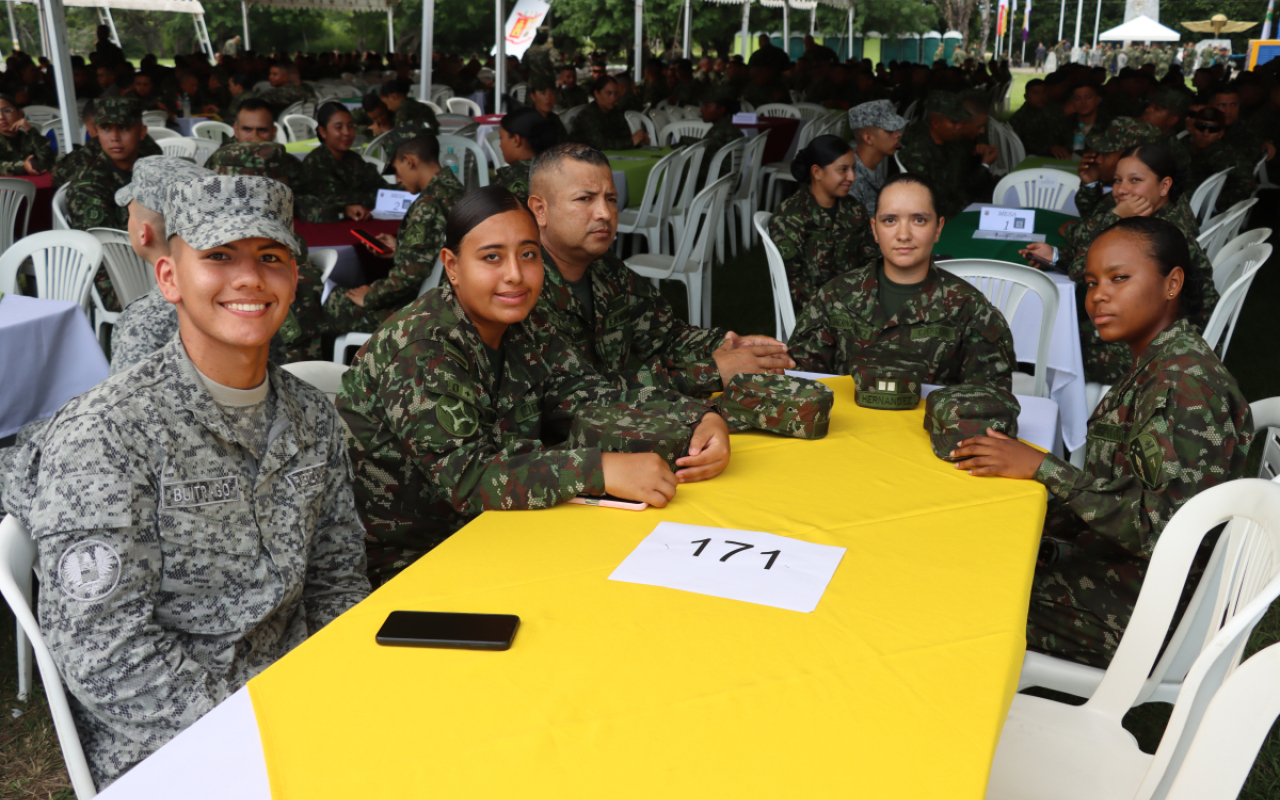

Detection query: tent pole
xmin=681 ymin=0 xmax=690 ymax=60
xmin=34 ymin=0 xmax=49 ymax=59
xmin=38 ymin=0 xmax=78 ymax=158
xmin=1072 ymin=0 xmax=1081 ymax=49
xmin=103 ymin=8 xmax=121 ymax=47
xmin=1091 ymin=0 xmax=1100 ymax=46
xmin=739 ymin=0 xmax=749 ymax=61
xmin=6 ymin=0 xmax=18 ymax=53
xmin=387 ymin=7 xmax=395 ymax=54
xmin=419 ymin=0 xmax=433 ymax=104
xmin=494 ymin=0 xmax=504 ymax=113
xmin=241 ymin=0 xmax=251 ymax=51
xmin=809 ymin=5 xmax=815 ymax=36
xmin=632 ymin=0 xmax=641 ymax=84
xmin=782 ymin=0 xmax=789 ymax=59
xmin=846 ymin=8 xmax=852 ymax=60
xmin=1056 ymin=0 xmax=1063 ymax=42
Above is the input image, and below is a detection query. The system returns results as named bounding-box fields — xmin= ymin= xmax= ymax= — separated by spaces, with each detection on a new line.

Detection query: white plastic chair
xmin=763 ymin=113 xmax=828 ymax=211
xmin=1211 ymin=227 xmax=1270 ymax=269
xmin=625 ymin=173 xmax=734 ymax=327
xmin=665 ymin=141 xmax=709 ymax=249
xmin=87 ymin=228 xmax=153 ymax=307
xmin=435 ymin=113 xmax=478 ymax=138
xmin=623 ymin=110 xmax=657 ymax=143
xmin=39 ymin=118 xmax=68 ymax=157
xmin=310 ymin=246 xmax=339 ymax=285
xmin=1188 ymin=167 xmax=1231 ymax=226
xmin=753 ymin=103 xmax=800 ymax=119
xmin=146 ymin=127 xmax=182 ymax=141
xmin=21 ymin=104 xmax=59 ymax=127
xmin=423 ymin=100 xmax=445 ymax=116
xmin=1250 ymin=397 xmax=1280 ymax=483
xmin=438 ymin=134 xmax=490 ymax=189
xmin=0 ymin=230 xmax=103 ymax=312
xmin=616 ymin=148 xmax=680 ymax=255
xmin=446 ymin=96 xmax=483 ymax=117
xmin=360 ymin=153 xmax=388 ymax=183
xmin=282 ymin=114 xmax=319 ymax=143
xmin=0 ymin=176 xmax=35 ymax=254
xmin=510 ymin=82 xmax=529 ymax=103
xmin=992 ymin=168 xmax=1081 ymax=212
xmin=1196 ymin=200 xmax=1259 ymax=263
xmin=52 ymin=182 xmax=70 ymax=230
xmin=560 ymin=104 xmax=589 ymax=131
xmin=1212 ymin=243 xmax=1271 ymax=295
xmin=755 ymin=211 xmax=797 ymax=341
xmin=281 ymin=360 xmax=348 ymax=401
xmin=485 ymin=131 xmax=507 ymax=169
xmin=991 ymin=118 xmax=1026 ymax=175
xmin=141 ymin=110 xmax=169 ymax=131
xmin=935 ymin=259 xmax=1059 ymax=398
xmin=363 ymin=128 xmax=393 ymax=160
xmin=190 ymin=137 xmax=220 ymax=168
xmin=646 ymin=107 xmax=673 ymax=141
xmin=1202 ymin=253 xmax=1263 ymax=359
xmin=658 ymin=120 xmax=709 ymax=147
xmin=989 ymin=479 xmax=1280 ymax=800
xmin=792 ymin=102 xmax=825 ymax=120
xmin=1256 ymin=155 xmax=1278 ymax=191
xmin=739 ymin=99 xmax=755 ymax=113
xmin=0 ymin=516 xmax=98 ymax=799
xmin=728 ymin=132 xmax=772 ymax=250
xmin=156 ymin=137 xmax=197 ymax=160
xmin=280 ymin=100 xmax=305 ymax=119
xmin=193 ymin=119 xmax=233 ymax=143
xmin=706 ymin=138 xmax=746 ymax=260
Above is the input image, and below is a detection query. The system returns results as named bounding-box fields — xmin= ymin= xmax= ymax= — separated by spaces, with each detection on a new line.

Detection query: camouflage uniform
xmin=206 ymin=140 xmax=303 ymax=189
xmin=768 ymin=189 xmax=879 ymax=311
xmin=787 ymin=262 xmax=1018 ymax=391
xmin=670 ymin=80 xmax=706 ymax=107
xmin=495 ymin=157 xmax=531 ymax=201
xmin=522 ymin=43 xmax=561 ymax=78
xmin=0 ymin=125 xmax=55 ymax=174
xmin=258 ymin=83 xmax=315 ymax=115
xmin=897 ymin=113 xmax=995 ymax=221
xmin=336 ymin=285 xmax=714 ymax=583
xmin=220 ymin=88 xmax=260 ymax=122
xmin=570 ymin=103 xmax=637 ymax=151
xmin=536 ymin=251 xmax=729 ymax=398
xmin=293 ymin=143 xmax=385 ymax=223
xmin=1189 ymin=139 xmax=1258 ymax=215
xmin=558 ymin=84 xmax=590 ymax=109
xmin=1027 ymin=318 xmax=1252 ymax=667
xmin=1008 ymin=103 xmax=1069 ymax=156
xmin=323 ymin=167 xmax=464 ymax=333
xmin=545 ymin=110 xmax=569 ymax=144
xmin=393 ymin=96 xmax=439 ymax=133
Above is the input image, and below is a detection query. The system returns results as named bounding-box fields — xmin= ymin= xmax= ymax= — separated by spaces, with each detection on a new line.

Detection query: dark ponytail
xmin=789 ymin=134 xmax=853 ymax=183
xmin=1119 ymin=143 xmax=1186 ymax=202
xmin=443 ymin=185 xmax=535 ymax=253
xmin=500 ymin=107 xmax=559 ymax=154
xmin=1098 ymin=216 xmax=1203 ymax=321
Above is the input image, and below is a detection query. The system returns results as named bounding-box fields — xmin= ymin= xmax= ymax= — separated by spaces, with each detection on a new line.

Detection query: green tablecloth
xmin=603 ymin=147 xmax=674 ymax=209
xmin=285 ymin=138 xmax=323 ymax=155
xmin=1013 ymin=156 xmax=1079 ymax=172
xmin=935 ymin=209 xmax=1074 ymax=264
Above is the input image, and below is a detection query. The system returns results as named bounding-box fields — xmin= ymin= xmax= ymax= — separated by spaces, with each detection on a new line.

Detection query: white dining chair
xmin=446 ymin=96 xmax=483 ymax=117
xmin=438 ymin=134 xmax=490 ymax=189
xmin=0 ymin=176 xmax=35 ymax=254
xmin=754 ymin=211 xmax=797 ymax=341
xmin=658 ymin=120 xmax=709 ymax=147
xmin=1252 ymin=397 xmax=1280 ymax=483
xmin=282 ymin=114 xmax=320 ymax=143
xmin=1210 ymin=227 xmax=1270 ymax=269
xmin=1187 ymin=167 xmax=1231 ymax=226
xmin=0 ymin=229 xmax=103 ymax=312
xmin=753 ymin=103 xmax=801 ymax=119
xmin=146 ymin=127 xmax=182 ymax=141
xmin=992 ymin=168 xmax=1081 ymax=212
xmin=190 ymin=137 xmax=220 ymax=168
xmin=157 ymin=137 xmax=197 ymax=160
xmin=87 ymin=227 xmax=154 ymax=308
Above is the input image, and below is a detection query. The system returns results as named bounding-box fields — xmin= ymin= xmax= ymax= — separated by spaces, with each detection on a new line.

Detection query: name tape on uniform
xmin=608 ymin=522 xmax=846 ymax=613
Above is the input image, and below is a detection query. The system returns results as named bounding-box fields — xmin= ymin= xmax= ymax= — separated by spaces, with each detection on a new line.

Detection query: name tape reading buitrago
xmin=608 ymin=522 xmax=847 ymax=613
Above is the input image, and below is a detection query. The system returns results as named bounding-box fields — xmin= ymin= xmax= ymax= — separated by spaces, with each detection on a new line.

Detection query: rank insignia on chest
xmin=445 ymin=378 xmax=477 ymax=405
xmin=442 ymin=340 xmax=470 ymax=371
xmin=603 ymin=306 xmax=630 ymax=329
xmin=513 ymin=399 xmax=540 ymax=424
xmin=1090 ymin=423 xmax=1126 ymax=444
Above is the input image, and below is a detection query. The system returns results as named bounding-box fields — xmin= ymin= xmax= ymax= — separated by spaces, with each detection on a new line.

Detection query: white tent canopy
xmin=1098 ymin=14 xmax=1181 ymax=42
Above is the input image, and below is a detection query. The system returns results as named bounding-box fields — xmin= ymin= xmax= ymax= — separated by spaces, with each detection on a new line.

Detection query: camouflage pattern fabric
xmin=720 ymin=374 xmax=834 ymax=439
xmin=163 ymin=174 xmax=298 ymax=254
xmin=569 ymin=103 xmax=636 ymax=151
xmin=495 ymin=157 xmax=531 ymax=201
xmin=335 ymin=285 xmax=713 ymax=584
xmin=670 ymin=80 xmax=706 ymax=107
xmin=536 ymin=250 xmax=728 ymax=398
xmin=1189 ymin=140 xmax=1258 ymax=215
xmin=205 ymin=141 xmax=303 ymax=188
xmin=393 ymin=96 xmax=439 ymax=133
xmin=1027 ymin=318 xmax=1252 ymax=668
xmin=850 ymin=359 xmax=926 ymax=410
xmin=0 ymin=125 xmax=55 ymax=174
xmin=114 ymin=155 xmax=212 ymax=212
xmin=522 ymin=43 xmax=561 ymax=77
xmin=567 ymin=406 xmax=694 ymax=467
xmin=787 ymin=262 xmax=1017 ymax=392
xmin=1008 ymin=103 xmax=1069 ymax=156
xmin=559 ymin=84 xmax=590 ymax=109
xmin=67 ymin=154 xmax=134 ymax=312
xmin=545 ymin=110 xmax=569 ymax=144
xmin=897 ymin=119 xmax=995 ymax=221
xmin=258 ymin=83 xmax=315 ymax=115
xmin=293 ymin=143 xmax=385 ymax=223
xmin=323 ymin=166 xmax=464 ymax=333
xmin=1 ymin=338 xmax=370 ymax=788
xmin=1083 ymin=118 xmax=1160 ymax=155
xmin=220 ymin=88 xmax=260 ymax=122
xmin=768 ymin=189 xmax=879 ymax=311
xmin=51 ymin=135 xmax=163 ymax=189
xmin=922 ymin=383 xmax=1021 ymax=460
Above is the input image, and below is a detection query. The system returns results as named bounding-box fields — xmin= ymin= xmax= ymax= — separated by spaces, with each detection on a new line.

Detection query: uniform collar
xmin=438 ymin=284 xmax=539 ymax=398
xmin=1097 ymin=317 xmax=1196 ymax=413
xmin=855 ymin=260 xmax=948 ymax=328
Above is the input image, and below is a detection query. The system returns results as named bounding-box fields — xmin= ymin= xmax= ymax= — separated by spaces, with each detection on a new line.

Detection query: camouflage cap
xmin=1084 ymin=117 xmax=1161 ymax=154
xmin=720 ymin=374 xmax=834 ymax=439
xmin=925 ymin=92 xmax=972 ymax=122
xmin=204 ymin=142 xmax=296 ymax=186
xmin=1147 ymin=86 xmax=1192 ymax=116
xmin=381 ymin=124 xmax=428 ymax=161
xmin=114 ymin=155 xmax=213 ymax=212
xmin=96 ymin=96 xmax=142 ymax=126
xmin=922 ymin=384 xmax=1021 ymax=461
xmin=163 ymin=174 xmax=300 ymax=255
xmin=567 ymin=407 xmax=693 ymax=470
xmin=851 ymin=359 xmax=925 ymax=411
xmin=847 ymin=99 xmax=909 ymax=132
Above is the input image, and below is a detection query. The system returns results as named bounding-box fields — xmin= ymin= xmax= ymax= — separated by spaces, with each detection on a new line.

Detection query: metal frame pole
xmin=682 ymin=0 xmax=691 ymax=59
xmin=1057 ymin=0 xmax=1064 ymax=42
xmin=387 ymin=7 xmax=395 ymax=54
xmin=418 ymin=0 xmax=433 ymax=101
xmin=1091 ymin=0 xmax=1101 ymax=46
xmin=782 ymin=0 xmax=789 ymax=58
xmin=1072 ymin=0 xmax=1082 ymax=49
xmin=6 ymin=0 xmax=18 ymax=53
xmin=39 ymin=0 xmax=78 ymax=162
xmin=241 ymin=0 xmax=251 ymax=51
xmin=633 ymin=0 xmax=642 ymax=82
xmin=494 ymin=0 xmax=505 ymax=113
xmin=739 ymin=0 xmax=749 ymax=61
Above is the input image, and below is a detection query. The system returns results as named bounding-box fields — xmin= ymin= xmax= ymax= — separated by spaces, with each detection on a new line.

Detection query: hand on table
xmin=714 ymin=331 xmax=795 ymax=388
xmin=344 ymin=285 xmax=372 ymax=307
xmin=675 ymin=412 xmax=731 ymax=483
xmin=22 ymin=155 xmax=44 ymax=176
xmin=1113 ymin=196 xmax=1154 ymax=218
xmin=602 ymin=452 xmax=678 ymax=507
xmin=346 ymin=205 xmax=371 ymax=222
xmin=631 ymin=130 xmax=650 ymax=147
xmin=1050 ymin=146 xmax=1071 ymax=160
xmin=975 ymin=143 xmax=999 ymax=166
xmin=1018 ymin=242 xmax=1056 ymax=268
xmin=949 ymin=428 xmax=1047 ymax=478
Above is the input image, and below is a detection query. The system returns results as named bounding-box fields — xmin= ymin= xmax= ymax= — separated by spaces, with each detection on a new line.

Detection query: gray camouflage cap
xmin=720 ymin=374 xmax=833 ymax=439
xmin=851 ymin=359 xmax=926 ymax=410
xmin=114 ymin=156 xmax=213 ymax=212
xmin=567 ymin=406 xmax=693 ymax=470
xmin=847 ymin=99 xmax=909 ymax=133
xmin=922 ymin=384 xmax=1021 ymax=461
xmin=163 ymin=174 xmax=300 ymax=255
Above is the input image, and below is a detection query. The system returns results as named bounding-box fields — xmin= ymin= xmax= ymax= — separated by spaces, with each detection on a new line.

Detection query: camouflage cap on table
xmin=925 ymin=92 xmax=972 ymax=123
xmin=114 ymin=156 xmax=213 ymax=212
xmin=851 ymin=359 xmax=926 ymax=410
xmin=1148 ymin=86 xmax=1192 ymax=116
xmin=163 ymin=174 xmax=300 ymax=254
xmin=922 ymin=384 xmax=1021 ymax=461
xmin=720 ymin=374 xmax=834 ymax=439
xmin=204 ymin=142 xmax=296 ymax=185
xmin=848 ymin=99 xmax=909 ymax=132
xmin=1084 ymin=118 xmax=1161 ymax=154
xmin=567 ymin=406 xmax=694 ymax=470
xmin=96 ymin=96 xmax=142 ymax=126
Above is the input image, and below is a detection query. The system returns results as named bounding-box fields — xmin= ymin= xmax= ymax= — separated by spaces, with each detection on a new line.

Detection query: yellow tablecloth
xmin=248 ymin=376 xmax=1047 ymax=799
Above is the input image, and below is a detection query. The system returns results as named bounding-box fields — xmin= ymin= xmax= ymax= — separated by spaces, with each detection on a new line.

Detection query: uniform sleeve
xmin=619 ymin=270 xmax=727 ymax=397
xmin=365 ymin=197 xmax=446 ymax=310
xmin=67 ymin=177 xmax=128 ymax=231
xmin=301 ymin=412 xmax=371 ymax=631
xmin=1032 ymin=378 xmax=1249 ymax=556
xmin=1217 ymin=158 xmax=1257 ymax=211
xmin=957 ymin=296 xmax=1017 ymax=391
xmin=1074 ymin=182 xmax=1105 ymax=220
xmin=785 ymin=291 xmax=839 ymax=374
xmin=769 ymin=208 xmax=818 ymax=310
xmin=24 ymin=126 xmax=56 ymax=171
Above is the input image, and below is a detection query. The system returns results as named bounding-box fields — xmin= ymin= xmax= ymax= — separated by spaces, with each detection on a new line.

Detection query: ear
xmin=139 ymin=123 xmax=148 ymax=139
xmin=1159 ymin=175 xmax=1173 ymax=197
xmin=1165 ymin=265 xmax=1185 ymax=300
xmin=526 ymin=193 xmax=549 ymax=226
xmin=155 ymin=251 xmax=181 ymax=304
xmin=440 ymin=247 xmax=459 ymax=284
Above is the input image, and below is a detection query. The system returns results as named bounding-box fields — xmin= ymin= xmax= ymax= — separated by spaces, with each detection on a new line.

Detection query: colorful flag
xmin=1263 ymin=0 xmax=1275 ymax=40
xmin=1023 ymin=0 xmax=1032 ymax=36
xmin=997 ymin=0 xmax=1009 ymax=37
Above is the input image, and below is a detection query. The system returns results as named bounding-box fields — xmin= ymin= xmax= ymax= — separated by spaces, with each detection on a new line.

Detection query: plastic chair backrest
xmin=792 ymin=102 xmax=825 ymax=119
xmin=0 ymin=177 xmax=35 ymax=254
xmin=560 ymin=104 xmax=589 ymax=130
xmin=992 ymin=168 xmax=1081 ymax=211
xmin=146 ymin=127 xmax=182 ymax=141
xmin=1251 ymin=398 xmax=1280 ymax=482
xmin=754 ymin=103 xmax=800 ymax=118
xmin=736 ymin=131 xmax=771 ymax=202
xmin=424 ymin=100 xmax=445 ymax=116
xmin=647 ymin=108 xmax=673 ymax=138
xmin=282 ymin=114 xmax=319 ymax=143
xmin=446 ymin=96 xmax=483 ymax=117
xmin=141 ymin=110 xmax=169 ymax=130
xmin=485 ymin=132 xmax=507 ymax=169
xmin=190 ymin=137 xmax=219 ymax=168
xmin=628 ymin=148 xmax=681 ymax=225
xmin=1211 ymin=227 xmax=1270 ymax=268
xmin=281 ymin=360 xmax=349 ymax=401
xmin=739 ymin=99 xmax=755 ymax=113
xmin=624 ymin=110 xmax=658 ymax=143
xmin=88 ymin=227 xmax=154 ymax=307
xmin=511 ymin=82 xmax=529 ymax=103
xmin=52 ymin=183 xmax=70 ymax=230
xmin=668 ymin=173 xmax=735 ymax=274
xmin=935 ymin=258 xmax=1059 ymax=397
xmin=39 ymin=118 xmax=67 ymax=156
xmin=1196 ymin=203 xmax=1254 ymax=263
xmin=21 ymin=104 xmax=59 ymax=127
xmin=280 ymin=101 xmax=304 ymax=119
xmin=438 ymin=134 xmax=490 ymax=189
xmin=361 ymin=153 xmax=385 ymax=175
xmin=0 ymin=516 xmax=97 ymax=799
xmin=658 ymin=120 xmax=710 ymax=147
xmin=706 ymin=137 xmax=745 ymax=185
xmin=1188 ymin=167 xmax=1231 ymax=225
xmin=755 ymin=211 xmax=797 ymax=341
xmin=1211 ymin=243 xmax=1271 ymax=295
xmin=1202 ymin=255 xmax=1264 ymax=357
xmin=435 ymin=114 xmax=477 ymax=138
xmin=364 ymin=129 xmax=393 ymax=160
xmin=670 ymin=141 xmax=708 ymax=214
xmin=192 ymin=121 xmax=233 ymax=145
xmin=0 ymin=230 xmax=103 ymax=311
xmin=157 ymin=137 xmax=197 ymax=160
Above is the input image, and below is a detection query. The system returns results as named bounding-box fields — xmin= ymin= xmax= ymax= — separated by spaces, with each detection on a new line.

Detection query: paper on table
xmin=371 ymin=188 xmax=419 ymax=220
xmin=972 ymin=230 xmax=1046 ymax=242
xmin=609 ymin=522 xmax=846 ymax=613
xmin=978 ymin=206 xmax=1036 ymax=233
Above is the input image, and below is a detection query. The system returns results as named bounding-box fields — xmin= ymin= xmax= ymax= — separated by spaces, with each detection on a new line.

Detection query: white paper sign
xmin=978 ymin=206 xmax=1036 ymax=233
xmin=732 ymin=112 xmax=760 ymax=125
xmin=608 ymin=522 xmax=846 ymax=613
xmin=371 ymin=188 xmax=419 ymax=220
xmin=972 ymin=230 xmax=1046 ymax=242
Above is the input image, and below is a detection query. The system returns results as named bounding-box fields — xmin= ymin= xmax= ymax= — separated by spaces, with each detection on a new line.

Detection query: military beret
xmin=922 ymin=384 xmax=1021 ymax=461
xmin=720 ymin=374 xmax=834 ymax=439
xmin=567 ymin=406 xmax=693 ymax=470
xmin=851 ymin=360 xmax=926 ymax=411
xmin=926 ymin=92 xmax=972 ymax=122
xmin=96 ymin=96 xmax=141 ymax=126
xmin=164 ymin=174 xmax=299 ymax=255
xmin=1084 ymin=118 xmax=1161 ymax=154
xmin=381 ymin=124 xmax=430 ymax=161
xmin=115 ymin=155 xmax=212 ymax=212
xmin=1147 ymin=86 xmax=1192 ymax=116
xmin=204 ymin=141 xmax=296 ymax=186
xmin=847 ymin=99 xmax=909 ymax=132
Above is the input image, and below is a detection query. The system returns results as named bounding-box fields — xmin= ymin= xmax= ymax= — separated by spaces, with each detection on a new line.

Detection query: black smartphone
xmin=352 ymin=228 xmax=390 ymax=255
xmin=1024 ymin=252 xmax=1056 ymax=270
xmin=375 ymin=611 xmax=520 ymax=651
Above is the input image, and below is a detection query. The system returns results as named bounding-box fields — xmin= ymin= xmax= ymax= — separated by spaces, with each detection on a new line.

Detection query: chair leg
xmin=681 ymin=274 xmax=700 ymax=327
xmin=701 ymin=262 xmax=713 ymax=327
xmin=16 ymin=619 xmax=32 ymax=702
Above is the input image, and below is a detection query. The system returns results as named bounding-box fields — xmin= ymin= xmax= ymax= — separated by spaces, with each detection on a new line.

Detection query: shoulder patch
xmin=442 ymin=340 xmax=470 ymax=371
xmin=57 ymin=540 xmax=122 ymax=603
xmin=1130 ymin=432 xmax=1166 ymax=489
xmin=436 ymin=395 xmax=480 ymax=438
